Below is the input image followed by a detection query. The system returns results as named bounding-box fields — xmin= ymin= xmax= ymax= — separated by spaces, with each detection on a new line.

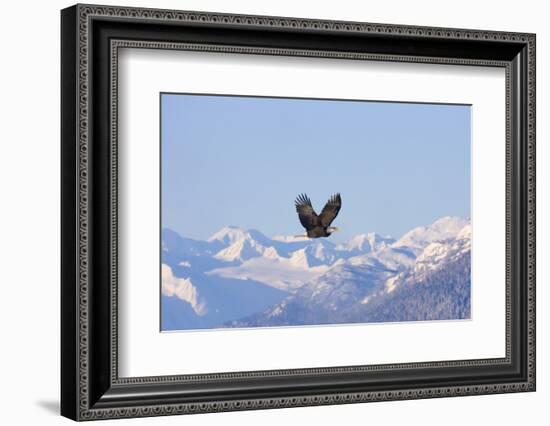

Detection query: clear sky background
xmin=161 ymin=93 xmax=470 ymax=243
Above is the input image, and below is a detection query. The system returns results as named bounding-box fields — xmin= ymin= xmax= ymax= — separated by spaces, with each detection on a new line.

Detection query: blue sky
xmin=161 ymin=93 xmax=470 ymax=242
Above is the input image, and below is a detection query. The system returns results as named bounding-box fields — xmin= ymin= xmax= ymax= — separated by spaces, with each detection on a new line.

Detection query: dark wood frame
xmin=61 ymin=3 xmax=536 ymax=421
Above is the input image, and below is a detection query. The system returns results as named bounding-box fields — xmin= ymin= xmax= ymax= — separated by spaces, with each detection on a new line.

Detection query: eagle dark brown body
xmin=294 ymin=193 xmax=342 ymax=239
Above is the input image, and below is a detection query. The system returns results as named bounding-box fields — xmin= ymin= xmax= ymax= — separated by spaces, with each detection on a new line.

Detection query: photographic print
xmin=160 ymin=93 xmax=471 ymax=331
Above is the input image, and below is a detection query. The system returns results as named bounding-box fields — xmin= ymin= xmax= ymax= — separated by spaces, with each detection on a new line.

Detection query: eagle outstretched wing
xmin=295 ymin=193 xmax=319 ymax=231
xmin=319 ymin=193 xmax=342 ymax=227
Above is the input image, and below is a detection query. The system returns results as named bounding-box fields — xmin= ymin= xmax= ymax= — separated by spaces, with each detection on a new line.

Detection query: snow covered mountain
xmin=230 ymin=262 xmax=395 ymax=327
xmin=161 ymin=216 xmax=471 ymax=330
xmin=336 ymin=232 xmax=395 ymax=255
xmin=392 ymin=216 xmax=469 ymax=254
xmin=348 ymin=235 xmax=471 ymax=323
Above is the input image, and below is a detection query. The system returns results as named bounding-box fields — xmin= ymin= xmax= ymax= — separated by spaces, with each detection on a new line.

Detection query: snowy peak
xmin=392 ymin=216 xmax=469 ymax=252
xmin=214 ymin=238 xmax=262 ymax=262
xmin=207 ymin=226 xmax=339 ymax=265
xmin=337 ymin=232 xmax=395 ymax=254
xmin=207 ymin=226 xmax=252 ymax=245
xmin=385 ymin=223 xmax=471 ymax=293
xmin=430 ymin=216 xmax=470 ymax=233
xmin=207 ymin=226 xmax=271 ymax=247
xmin=208 ymin=227 xmax=276 ymax=262
xmin=415 ymin=225 xmax=470 ymax=266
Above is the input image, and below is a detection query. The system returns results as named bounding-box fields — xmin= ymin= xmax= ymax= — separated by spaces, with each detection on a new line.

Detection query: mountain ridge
xmin=161 ymin=216 xmax=471 ymax=330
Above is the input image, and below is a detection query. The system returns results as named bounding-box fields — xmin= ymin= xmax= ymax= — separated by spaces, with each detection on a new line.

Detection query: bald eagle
xmin=294 ymin=193 xmax=342 ymax=238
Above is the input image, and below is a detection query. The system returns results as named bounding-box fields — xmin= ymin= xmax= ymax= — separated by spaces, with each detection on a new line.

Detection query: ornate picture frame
xmin=61 ymin=3 xmax=535 ymax=421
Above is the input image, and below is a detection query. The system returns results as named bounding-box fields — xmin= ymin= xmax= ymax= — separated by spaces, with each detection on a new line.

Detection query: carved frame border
xmin=61 ymin=3 xmax=535 ymax=421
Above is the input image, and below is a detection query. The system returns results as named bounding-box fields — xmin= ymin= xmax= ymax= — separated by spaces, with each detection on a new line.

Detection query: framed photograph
xmin=61 ymin=4 xmax=536 ymax=421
